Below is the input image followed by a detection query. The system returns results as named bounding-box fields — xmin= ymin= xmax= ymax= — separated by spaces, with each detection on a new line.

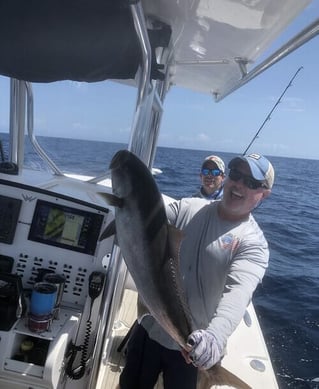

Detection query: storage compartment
xmin=2 ymin=309 xmax=81 ymax=384
xmin=11 ymin=334 xmax=50 ymax=366
xmin=4 ymin=333 xmax=48 ymax=378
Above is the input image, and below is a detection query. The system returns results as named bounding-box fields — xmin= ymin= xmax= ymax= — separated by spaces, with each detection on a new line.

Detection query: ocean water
xmin=2 ymin=135 xmax=319 ymax=388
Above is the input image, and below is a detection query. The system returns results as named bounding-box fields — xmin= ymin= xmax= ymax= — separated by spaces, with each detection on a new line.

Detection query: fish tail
xmin=197 ymin=365 xmax=252 ymax=389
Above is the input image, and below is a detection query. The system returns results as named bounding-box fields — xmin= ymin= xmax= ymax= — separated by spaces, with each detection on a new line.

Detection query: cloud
xmin=68 ymin=81 xmax=88 ymax=90
xmin=269 ymin=95 xmax=305 ymax=112
xmin=197 ymin=132 xmax=210 ymax=141
xmin=281 ymin=97 xmax=305 ymax=112
xmin=72 ymin=122 xmax=87 ymax=130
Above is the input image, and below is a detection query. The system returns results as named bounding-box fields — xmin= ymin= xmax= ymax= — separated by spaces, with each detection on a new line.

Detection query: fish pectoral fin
xmin=98 ymin=192 xmax=124 ymax=207
xmin=198 ymin=365 xmax=252 ymax=389
xmin=167 ymin=224 xmax=184 ymax=260
xmin=99 ymin=219 xmax=116 ymax=241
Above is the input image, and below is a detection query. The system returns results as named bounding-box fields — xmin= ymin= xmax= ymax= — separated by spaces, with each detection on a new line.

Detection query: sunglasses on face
xmin=228 ymin=169 xmax=266 ymax=190
xmin=201 ymin=168 xmax=222 ymax=177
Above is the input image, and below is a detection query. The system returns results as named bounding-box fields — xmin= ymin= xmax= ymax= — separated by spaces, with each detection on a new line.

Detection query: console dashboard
xmin=0 ymin=178 xmax=115 ymax=388
xmin=0 ymin=179 xmax=113 ymax=308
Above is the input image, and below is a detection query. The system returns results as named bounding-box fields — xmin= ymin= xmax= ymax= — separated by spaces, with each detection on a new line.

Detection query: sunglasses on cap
xmin=228 ymin=169 xmax=266 ymax=190
xmin=201 ymin=168 xmax=222 ymax=177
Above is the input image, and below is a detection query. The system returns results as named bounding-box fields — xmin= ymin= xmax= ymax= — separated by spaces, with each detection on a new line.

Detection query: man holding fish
xmin=101 ymin=150 xmax=274 ymax=389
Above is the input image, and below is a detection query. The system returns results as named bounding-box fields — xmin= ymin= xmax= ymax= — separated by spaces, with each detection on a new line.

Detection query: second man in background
xmin=193 ymin=155 xmax=225 ymax=200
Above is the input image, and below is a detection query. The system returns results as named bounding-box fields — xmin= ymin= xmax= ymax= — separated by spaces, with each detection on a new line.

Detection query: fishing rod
xmin=242 ymin=66 xmax=303 ymax=155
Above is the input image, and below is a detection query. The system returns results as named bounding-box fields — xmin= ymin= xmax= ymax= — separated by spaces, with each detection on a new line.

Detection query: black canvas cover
xmin=0 ymin=0 xmax=170 ymax=82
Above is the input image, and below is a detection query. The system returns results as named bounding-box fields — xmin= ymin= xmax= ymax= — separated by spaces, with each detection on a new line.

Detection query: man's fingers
xmin=181 ymin=348 xmax=192 ymax=364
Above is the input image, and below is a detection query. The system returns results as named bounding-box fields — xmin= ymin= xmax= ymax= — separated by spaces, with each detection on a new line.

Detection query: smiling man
xmin=193 ymin=155 xmax=226 ymax=200
xmin=119 ymin=153 xmax=274 ymax=389
xmin=219 ymin=153 xmax=273 ymax=221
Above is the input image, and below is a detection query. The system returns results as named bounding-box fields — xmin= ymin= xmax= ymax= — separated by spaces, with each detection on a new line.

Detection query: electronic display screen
xmin=28 ymin=200 xmax=104 ymax=255
xmin=0 ymin=195 xmax=22 ymax=244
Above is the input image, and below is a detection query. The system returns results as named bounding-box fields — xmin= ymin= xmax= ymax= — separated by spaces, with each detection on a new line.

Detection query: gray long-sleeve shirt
xmin=141 ymin=197 xmax=269 ymax=352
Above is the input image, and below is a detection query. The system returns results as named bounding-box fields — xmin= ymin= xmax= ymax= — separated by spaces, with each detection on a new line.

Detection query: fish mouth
xmin=110 ymin=149 xmax=130 ymax=169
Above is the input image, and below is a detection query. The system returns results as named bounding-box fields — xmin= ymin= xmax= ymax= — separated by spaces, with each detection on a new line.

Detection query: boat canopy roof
xmin=0 ymin=0 xmax=170 ymax=83
xmin=0 ymin=0 xmax=314 ymax=99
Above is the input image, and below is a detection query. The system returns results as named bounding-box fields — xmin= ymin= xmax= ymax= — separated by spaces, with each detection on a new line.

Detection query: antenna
xmin=242 ymin=66 xmax=303 ymax=156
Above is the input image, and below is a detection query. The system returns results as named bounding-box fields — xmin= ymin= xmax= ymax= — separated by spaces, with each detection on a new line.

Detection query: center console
xmin=0 ymin=180 xmax=114 ymax=389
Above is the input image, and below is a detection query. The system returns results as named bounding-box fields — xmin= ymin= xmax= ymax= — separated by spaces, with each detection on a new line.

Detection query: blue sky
xmin=0 ymin=1 xmax=318 ymax=159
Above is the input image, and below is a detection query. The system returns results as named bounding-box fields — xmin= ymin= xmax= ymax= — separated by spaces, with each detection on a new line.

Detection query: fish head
xmin=110 ymin=150 xmax=160 ymax=212
xmin=109 ymin=150 xmax=135 ymax=198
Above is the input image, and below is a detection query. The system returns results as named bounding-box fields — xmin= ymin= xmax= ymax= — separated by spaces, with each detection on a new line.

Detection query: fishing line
xmin=242 ymin=66 xmax=303 ymax=156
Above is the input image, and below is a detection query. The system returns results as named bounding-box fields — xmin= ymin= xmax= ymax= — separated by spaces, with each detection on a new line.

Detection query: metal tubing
xmin=216 ymin=18 xmax=319 ymax=102
xmin=25 ymin=82 xmax=62 ymax=175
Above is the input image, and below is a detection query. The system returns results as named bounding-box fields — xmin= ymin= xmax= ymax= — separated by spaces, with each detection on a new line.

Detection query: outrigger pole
xmin=242 ymin=66 xmax=303 ymax=155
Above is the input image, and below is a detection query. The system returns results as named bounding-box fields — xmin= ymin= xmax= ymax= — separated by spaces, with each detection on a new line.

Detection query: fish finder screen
xmin=28 ymin=200 xmax=103 ymax=255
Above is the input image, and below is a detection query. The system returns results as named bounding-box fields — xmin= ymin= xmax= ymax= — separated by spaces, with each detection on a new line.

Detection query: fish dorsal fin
xmin=167 ymin=223 xmax=194 ymax=339
xmin=167 ymin=223 xmax=184 ymax=261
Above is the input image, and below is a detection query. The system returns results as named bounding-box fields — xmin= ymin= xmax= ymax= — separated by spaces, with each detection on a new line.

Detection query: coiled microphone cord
xmin=65 ymin=306 xmax=93 ymax=380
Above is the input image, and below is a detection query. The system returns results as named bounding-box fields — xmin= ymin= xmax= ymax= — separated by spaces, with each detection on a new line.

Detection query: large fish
xmin=99 ymin=149 xmax=251 ymax=389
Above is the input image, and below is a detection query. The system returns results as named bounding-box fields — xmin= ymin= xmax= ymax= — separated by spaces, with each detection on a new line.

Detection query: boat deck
xmin=101 ymin=289 xmax=278 ymax=389
xmin=101 ymin=289 xmax=163 ymax=389
xmin=102 ymin=289 xmax=136 ymax=389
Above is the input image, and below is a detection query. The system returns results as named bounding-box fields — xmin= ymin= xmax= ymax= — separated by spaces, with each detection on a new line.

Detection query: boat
xmin=0 ymin=1 xmax=317 ymax=388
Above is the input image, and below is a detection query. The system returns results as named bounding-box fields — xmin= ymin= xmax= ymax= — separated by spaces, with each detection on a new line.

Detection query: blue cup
xmin=30 ymin=282 xmax=57 ymax=316
xmin=43 ymin=273 xmax=66 ymax=319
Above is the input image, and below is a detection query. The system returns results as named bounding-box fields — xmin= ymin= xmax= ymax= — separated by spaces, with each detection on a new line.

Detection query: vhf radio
xmin=88 ymin=271 xmax=105 ymax=301
xmin=66 ymin=270 xmax=106 ymax=380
